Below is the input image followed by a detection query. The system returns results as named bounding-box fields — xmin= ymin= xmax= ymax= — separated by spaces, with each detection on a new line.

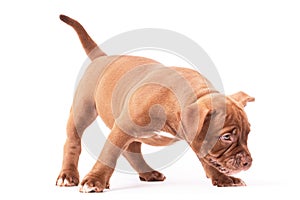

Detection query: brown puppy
xmin=56 ymin=15 xmax=255 ymax=192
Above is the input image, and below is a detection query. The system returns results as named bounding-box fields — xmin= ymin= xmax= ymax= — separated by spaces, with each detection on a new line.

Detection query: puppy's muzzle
xmin=227 ymin=152 xmax=252 ymax=171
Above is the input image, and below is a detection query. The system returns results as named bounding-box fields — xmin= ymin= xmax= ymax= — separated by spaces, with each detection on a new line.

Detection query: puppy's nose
xmin=241 ymin=156 xmax=252 ymax=170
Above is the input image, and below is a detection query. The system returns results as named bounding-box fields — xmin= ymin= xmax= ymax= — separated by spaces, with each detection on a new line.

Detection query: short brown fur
xmin=56 ymin=15 xmax=254 ymax=192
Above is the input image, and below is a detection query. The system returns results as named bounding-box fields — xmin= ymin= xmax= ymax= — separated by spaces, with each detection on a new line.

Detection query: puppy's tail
xmin=59 ymin=14 xmax=107 ymax=60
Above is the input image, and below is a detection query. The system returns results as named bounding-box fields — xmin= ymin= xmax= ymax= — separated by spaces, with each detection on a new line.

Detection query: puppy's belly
xmin=138 ymin=132 xmax=179 ymax=146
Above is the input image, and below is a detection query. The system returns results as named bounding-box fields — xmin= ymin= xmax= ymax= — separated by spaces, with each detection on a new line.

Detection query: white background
xmin=0 ymin=0 xmax=299 ymax=199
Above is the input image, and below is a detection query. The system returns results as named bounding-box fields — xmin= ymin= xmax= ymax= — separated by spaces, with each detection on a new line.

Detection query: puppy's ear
xmin=180 ymin=102 xmax=211 ymax=144
xmin=229 ymin=91 xmax=255 ymax=107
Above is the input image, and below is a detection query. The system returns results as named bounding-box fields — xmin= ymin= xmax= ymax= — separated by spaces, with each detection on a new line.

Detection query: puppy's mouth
xmin=207 ymin=158 xmax=231 ymax=174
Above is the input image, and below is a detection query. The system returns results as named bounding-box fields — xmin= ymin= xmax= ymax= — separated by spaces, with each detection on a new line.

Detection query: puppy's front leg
xmin=123 ymin=142 xmax=166 ymax=182
xmin=80 ymin=125 xmax=134 ymax=193
xmin=199 ymin=158 xmax=246 ymax=187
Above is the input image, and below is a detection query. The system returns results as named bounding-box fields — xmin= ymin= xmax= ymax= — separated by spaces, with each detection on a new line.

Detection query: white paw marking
xmin=57 ymin=178 xmax=63 ymax=186
xmin=64 ymin=179 xmax=70 ymax=186
xmin=57 ymin=178 xmax=74 ymax=186
xmin=79 ymin=184 xmax=98 ymax=193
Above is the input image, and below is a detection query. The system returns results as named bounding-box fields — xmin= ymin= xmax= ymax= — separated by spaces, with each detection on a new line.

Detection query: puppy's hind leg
xmin=123 ymin=142 xmax=166 ymax=182
xmin=56 ymin=103 xmax=97 ymax=187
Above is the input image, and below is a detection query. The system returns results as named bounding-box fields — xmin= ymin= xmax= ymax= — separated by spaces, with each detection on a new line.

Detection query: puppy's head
xmin=184 ymin=91 xmax=254 ymax=175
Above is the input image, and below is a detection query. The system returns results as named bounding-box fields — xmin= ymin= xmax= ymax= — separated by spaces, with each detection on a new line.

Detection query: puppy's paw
xmin=139 ymin=171 xmax=166 ymax=182
xmin=79 ymin=175 xmax=110 ymax=193
xmin=212 ymin=174 xmax=246 ymax=187
xmin=56 ymin=169 xmax=79 ymax=187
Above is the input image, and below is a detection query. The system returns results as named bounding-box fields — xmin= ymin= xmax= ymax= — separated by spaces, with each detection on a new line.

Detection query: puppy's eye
xmin=220 ymin=134 xmax=232 ymax=141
